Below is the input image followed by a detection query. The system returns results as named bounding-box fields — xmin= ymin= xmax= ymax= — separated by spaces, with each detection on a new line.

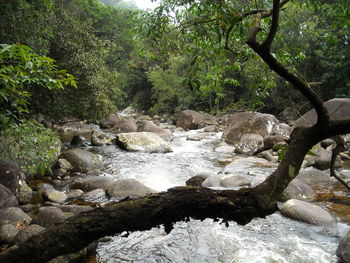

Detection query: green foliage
xmin=0 ymin=43 xmax=76 ymax=119
xmin=0 ymin=114 xmax=61 ymax=177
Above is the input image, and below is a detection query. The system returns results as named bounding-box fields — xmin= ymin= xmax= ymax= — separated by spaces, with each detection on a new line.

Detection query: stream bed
xmin=93 ymin=128 xmax=349 ymax=263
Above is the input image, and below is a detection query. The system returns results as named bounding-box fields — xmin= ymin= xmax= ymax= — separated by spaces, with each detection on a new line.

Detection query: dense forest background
xmin=0 ymin=0 xmax=349 ymax=121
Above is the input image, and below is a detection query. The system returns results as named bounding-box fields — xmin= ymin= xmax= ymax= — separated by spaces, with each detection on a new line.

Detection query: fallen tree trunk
xmin=0 ymin=187 xmax=275 ymax=263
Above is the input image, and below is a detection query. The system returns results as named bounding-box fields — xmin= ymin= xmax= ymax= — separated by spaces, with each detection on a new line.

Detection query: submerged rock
xmin=116 ymin=132 xmax=172 ymax=153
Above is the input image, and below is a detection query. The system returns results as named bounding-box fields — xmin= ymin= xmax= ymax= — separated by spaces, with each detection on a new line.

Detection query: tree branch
xmin=330 ymin=136 xmax=350 ymax=191
xmin=262 ymin=0 xmax=281 ymax=49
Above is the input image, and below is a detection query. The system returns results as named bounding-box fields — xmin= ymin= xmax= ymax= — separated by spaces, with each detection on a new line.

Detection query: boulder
xmin=296 ymin=167 xmax=331 ymax=186
xmin=220 ymin=175 xmax=251 ymax=188
xmin=42 ymin=189 xmax=67 ymax=204
xmin=32 ymin=207 xmax=68 ymax=227
xmin=235 ymin=133 xmax=264 ymax=155
xmin=91 ymin=130 xmax=115 ymax=146
xmin=137 ymin=121 xmax=172 ymax=141
xmin=81 ymin=189 xmax=108 ymax=203
xmin=279 ymin=199 xmax=336 ymax=226
xmin=60 ymin=149 xmax=105 ymax=173
xmin=282 ymin=178 xmax=316 ymax=201
xmin=176 ymin=110 xmax=205 ymax=130
xmin=17 ymin=184 xmax=33 ymax=205
xmin=263 ymin=135 xmax=287 ymax=150
xmin=337 ymin=230 xmax=350 ymax=263
xmin=0 ymin=207 xmax=32 ymax=225
xmin=70 ymin=135 xmax=89 ymax=147
xmin=202 ymin=174 xmax=225 ymax=188
xmin=213 ymin=142 xmax=236 ymax=153
xmin=0 ymin=161 xmax=20 ymax=196
xmin=315 ymin=148 xmax=341 ymax=170
xmin=12 ymin=224 xmax=45 ymax=244
xmin=222 ymin=112 xmax=279 ymax=145
xmin=321 ymin=138 xmax=335 ymax=149
xmin=0 ymin=224 xmax=18 ymax=244
xmin=70 ymin=176 xmax=115 ymax=192
xmin=186 ymin=173 xmax=213 ymax=187
xmin=293 ymin=98 xmax=350 ymax=128
xmin=273 ymin=123 xmax=292 ymax=138
xmin=112 ymin=116 xmax=138 ymax=133
xmin=258 ymin=150 xmax=276 ymax=162
xmin=203 ymin=125 xmax=218 ymax=133
xmin=116 ymin=132 xmax=172 ymax=153
xmin=99 ymin=114 xmax=120 ymax=129
xmin=66 ymin=189 xmax=84 ymax=200
xmin=0 ymin=184 xmax=18 ymax=209
xmin=106 ymin=179 xmax=156 ymax=200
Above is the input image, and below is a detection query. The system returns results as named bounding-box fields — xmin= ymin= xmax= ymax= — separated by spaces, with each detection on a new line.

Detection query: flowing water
xmin=94 ymin=128 xmax=349 ymax=263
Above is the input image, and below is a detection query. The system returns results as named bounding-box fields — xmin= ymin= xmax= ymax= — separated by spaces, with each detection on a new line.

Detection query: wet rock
xmin=0 ymin=207 xmax=32 ymax=225
xmin=106 ymin=179 xmax=156 ymax=200
xmin=0 ymin=184 xmax=18 ymax=209
xmin=17 ymin=185 xmax=33 ymax=205
xmin=32 ymin=207 xmax=67 ymax=227
xmin=337 ymin=230 xmax=350 ymax=263
xmin=294 ymin=98 xmax=350 ymax=128
xmin=66 ymin=189 xmax=84 ymax=200
xmin=220 ymin=175 xmax=251 ymax=188
xmin=60 ymin=148 xmax=105 ymax=173
xmin=81 ymin=189 xmax=108 ymax=203
xmin=186 ymin=133 xmax=205 ymax=141
xmin=235 ymin=133 xmax=264 ymax=155
xmin=12 ymin=224 xmax=45 ymax=244
xmin=112 ymin=116 xmax=138 ymax=133
xmin=315 ymin=148 xmax=341 ymax=170
xmin=0 ymin=161 xmax=20 ymax=196
xmin=0 ymin=224 xmax=18 ymax=244
xmin=116 ymin=132 xmax=172 ymax=153
xmin=70 ymin=176 xmax=115 ymax=192
xmin=279 ymin=199 xmax=336 ymax=226
xmin=99 ymin=114 xmax=120 ymax=129
xmin=222 ymin=112 xmax=279 ymax=145
xmin=91 ymin=130 xmax=115 ymax=146
xmin=296 ymin=167 xmax=331 ymax=186
xmin=70 ymin=135 xmax=89 ymax=147
xmin=203 ymin=125 xmax=218 ymax=133
xmin=176 ymin=110 xmax=205 ymax=130
xmin=137 ymin=121 xmax=172 ymax=141
xmin=56 ymin=158 xmax=73 ymax=171
xmin=42 ymin=189 xmax=67 ymax=204
xmin=213 ymin=142 xmax=235 ymax=153
xmin=258 ymin=151 xmax=276 ymax=162
xmin=186 ymin=173 xmax=212 ymax=187
xmin=202 ymin=174 xmax=225 ymax=187
xmin=282 ymin=178 xmax=316 ymax=201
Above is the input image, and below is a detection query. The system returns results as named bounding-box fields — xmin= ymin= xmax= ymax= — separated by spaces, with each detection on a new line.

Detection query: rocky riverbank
xmin=1 ymin=99 xmax=350 ymax=262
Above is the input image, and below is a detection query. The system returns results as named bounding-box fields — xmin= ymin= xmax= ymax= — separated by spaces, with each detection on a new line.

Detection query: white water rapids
xmin=93 ymin=128 xmax=348 ymax=263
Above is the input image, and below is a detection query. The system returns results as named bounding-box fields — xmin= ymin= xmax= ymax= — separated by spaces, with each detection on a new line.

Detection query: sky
xmin=132 ymin=0 xmax=159 ymax=10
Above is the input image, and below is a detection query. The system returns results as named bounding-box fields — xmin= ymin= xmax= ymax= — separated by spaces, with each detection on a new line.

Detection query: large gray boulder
xmin=112 ymin=116 xmax=138 ymax=133
xmin=222 ymin=112 xmax=279 ymax=145
xmin=0 ymin=161 xmax=20 ymax=196
xmin=176 ymin=110 xmax=205 ymax=130
xmin=337 ymin=230 xmax=350 ymax=263
xmin=70 ymin=176 xmax=115 ymax=192
xmin=60 ymin=149 xmax=105 ymax=173
xmin=116 ymin=132 xmax=172 ymax=153
xmin=282 ymin=178 xmax=316 ymax=201
xmin=0 ymin=184 xmax=18 ymax=209
xmin=235 ymin=133 xmax=264 ymax=155
xmin=0 ymin=207 xmax=32 ymax=225
xmin=137 ymin=121 xmax=172 ymax=141
xmin=279 ymin=199 xmax=336 ymax=227
xmin=106 ymin=179 xmax=156 ymax=200
xmin=293 ymin=98 xmax=350 ymax=128
xmin=99 ymin=114 xmax=120 ymax=129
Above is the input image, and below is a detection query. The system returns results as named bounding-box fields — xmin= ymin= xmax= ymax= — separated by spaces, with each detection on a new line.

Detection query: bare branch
xmin=330 ymin=136 xmax=350 ymax=191
xmin=262 ymin=0 xmax=281 ymax=49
